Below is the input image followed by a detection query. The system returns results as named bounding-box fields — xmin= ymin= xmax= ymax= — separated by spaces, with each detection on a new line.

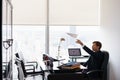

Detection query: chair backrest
xmin=101 ymin=51 xmax=109 ymax=80
xmin=15 ymin=58 xmax=25 ymax=80
xmin=15 ymin=54 xmax=27 ymax=77
xmin=15 ymin=53 xmax=25 ymax=63
xmin=101 ymin=51 xmax=109 ymax=70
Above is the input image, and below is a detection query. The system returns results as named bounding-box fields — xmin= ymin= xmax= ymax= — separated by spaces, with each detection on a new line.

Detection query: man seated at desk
xmin=58 ymin=39 xmax=104 ymax=72
xmin=76 ymin=39 xmax=104 ymax=73
xmin=47 ymin=39 xmax=107 ymax=80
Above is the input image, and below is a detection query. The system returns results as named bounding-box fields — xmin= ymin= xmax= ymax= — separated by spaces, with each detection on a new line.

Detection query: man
xmin=76 ymin=39 xmax=104 ymax=73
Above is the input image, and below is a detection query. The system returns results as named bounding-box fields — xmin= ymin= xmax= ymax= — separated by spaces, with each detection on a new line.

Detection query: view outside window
xmin=49 ymin=26 xmax=70 ymax=64
xmin=13 ymin=25 xmax=46 ymax=61
xmin=76 ymin=26 xmax=101 ymax=55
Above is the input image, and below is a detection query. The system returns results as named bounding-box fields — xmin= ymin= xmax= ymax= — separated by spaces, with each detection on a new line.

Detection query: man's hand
xmin=76 ymin=39 xmax=84 ymax=46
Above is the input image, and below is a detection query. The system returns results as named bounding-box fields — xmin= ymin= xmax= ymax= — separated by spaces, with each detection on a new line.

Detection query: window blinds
xmin=12 ymin=0 xmax=100 ymax=26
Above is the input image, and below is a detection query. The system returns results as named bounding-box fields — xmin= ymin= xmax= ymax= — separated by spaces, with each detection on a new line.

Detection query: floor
xmin=24 ymin=75 xmax=47 ymax=80
xmin=12 ymin=72 xmax=49 ymax=80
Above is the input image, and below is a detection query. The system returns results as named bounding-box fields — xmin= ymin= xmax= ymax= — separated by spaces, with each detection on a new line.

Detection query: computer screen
xmin=68 ymin=48 xmax=81 ymax=57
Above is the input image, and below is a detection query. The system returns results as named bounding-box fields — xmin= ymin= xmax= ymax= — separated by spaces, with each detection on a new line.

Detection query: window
xmin=13 ymin=25 xmax=45 ymax=61
xmin=49 ymin=26 xmax=70 ymax=63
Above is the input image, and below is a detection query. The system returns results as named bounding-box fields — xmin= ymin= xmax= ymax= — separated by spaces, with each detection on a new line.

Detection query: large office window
xmin=11 ymin=0 xmax=100 ymax=61
xmin=12 ymin=25 xmax=101 ymax=65
xmin=49 ymin=26 xmax=70 ymax=63
xmin=76 ymin=26 xmax=101 ymax=55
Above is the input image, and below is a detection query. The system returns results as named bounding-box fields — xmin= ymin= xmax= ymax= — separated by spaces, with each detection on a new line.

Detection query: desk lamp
xmin=57 ymin=38 xmax=65 ymax=66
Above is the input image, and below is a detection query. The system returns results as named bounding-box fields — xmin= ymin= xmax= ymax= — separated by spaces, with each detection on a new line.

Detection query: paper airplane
xmin=66 ymin=33 xmax=78 ymax=38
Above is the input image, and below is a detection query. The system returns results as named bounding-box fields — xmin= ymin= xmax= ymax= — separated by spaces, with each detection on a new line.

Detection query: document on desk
xmin=58 ymin=62 xmax=80 ymax=70
xmin=63 ymin=62 xmax=87 ymax=69
xmin=63 ymin=62 xmax=79 ymax=67
xmin=80 ymin=64 xmax=87 ymax=69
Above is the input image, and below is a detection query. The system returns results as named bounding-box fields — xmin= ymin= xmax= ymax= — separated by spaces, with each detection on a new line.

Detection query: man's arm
xmin=76 ymin=39 xmax=84 ymax=46
xmin=76 ymin=39 xmax=94 ymax=55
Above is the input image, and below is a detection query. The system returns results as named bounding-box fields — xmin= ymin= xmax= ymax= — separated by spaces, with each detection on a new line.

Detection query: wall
xmin=101 ymin=0 xmax=120 ymax=80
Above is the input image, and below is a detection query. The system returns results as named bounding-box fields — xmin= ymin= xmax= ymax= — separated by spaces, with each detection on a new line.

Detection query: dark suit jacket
xmin=83 ymin=46 xmax=104 ymax=72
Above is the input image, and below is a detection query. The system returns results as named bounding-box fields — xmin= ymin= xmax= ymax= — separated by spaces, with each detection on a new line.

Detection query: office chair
xmin=15 ymin=53 xmax=38 ymax=72
xmin=15 ymin=57 xmax=45 ymax=80
xmin=86 ymin=51 xmax=109 ymax=80
xmin=47 ymin=51 xmax=109 ymax=80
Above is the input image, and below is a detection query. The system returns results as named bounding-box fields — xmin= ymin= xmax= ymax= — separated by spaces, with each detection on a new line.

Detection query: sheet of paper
xmin=66 ymin=32 xmax=78 ymax=38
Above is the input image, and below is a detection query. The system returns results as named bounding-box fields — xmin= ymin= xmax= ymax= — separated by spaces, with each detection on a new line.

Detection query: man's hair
xmin=93 ymin=41 xmax=102 ymax=49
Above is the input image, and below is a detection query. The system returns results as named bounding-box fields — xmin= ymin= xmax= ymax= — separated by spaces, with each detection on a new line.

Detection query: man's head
xmin=92 ymin=41 xmax=102 ymax=52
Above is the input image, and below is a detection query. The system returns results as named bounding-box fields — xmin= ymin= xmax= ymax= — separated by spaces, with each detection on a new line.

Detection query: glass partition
xmin=2 ymin=0 xmax=13 ymax=79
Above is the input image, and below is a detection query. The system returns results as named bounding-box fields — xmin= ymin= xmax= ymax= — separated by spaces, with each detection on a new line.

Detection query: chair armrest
xmin=25 ymin=64 xmax=36 ymax=72
xmin=87 ymin=70 xmax=103 ymax=74
xmin=86 ymin=70 xmax=104 ymax=80
xmin=26 ymin=61 xmax=38 ymax=68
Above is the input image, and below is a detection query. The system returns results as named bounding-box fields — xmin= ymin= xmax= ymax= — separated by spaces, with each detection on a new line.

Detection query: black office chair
xmin=15 ymin=57 xmax=45 ymax=80
xmin=47 ymin=51 xmax=109 ymax=80
xmin=86 ymin=51 xmax=109 ymax=80
xmin=15 ymin=53 xmax=38 ymax=71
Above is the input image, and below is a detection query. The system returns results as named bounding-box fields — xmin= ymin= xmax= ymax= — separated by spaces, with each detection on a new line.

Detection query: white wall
xmin=101 ymin=0 xmax=120 ymax=80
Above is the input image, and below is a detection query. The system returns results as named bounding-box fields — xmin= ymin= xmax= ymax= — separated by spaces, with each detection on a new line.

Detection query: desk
xmin=45 ymin=62 xmax=88 ymax=80
xmin=47 ymin=65 xmax=87 ymax=80
xmin=48 ymin=62 xmax=87 ymax=73
xmin=48 ymin=71 xmax=85 ymax=80
xmin=43 ymin=56 xmax=88 ymax=73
